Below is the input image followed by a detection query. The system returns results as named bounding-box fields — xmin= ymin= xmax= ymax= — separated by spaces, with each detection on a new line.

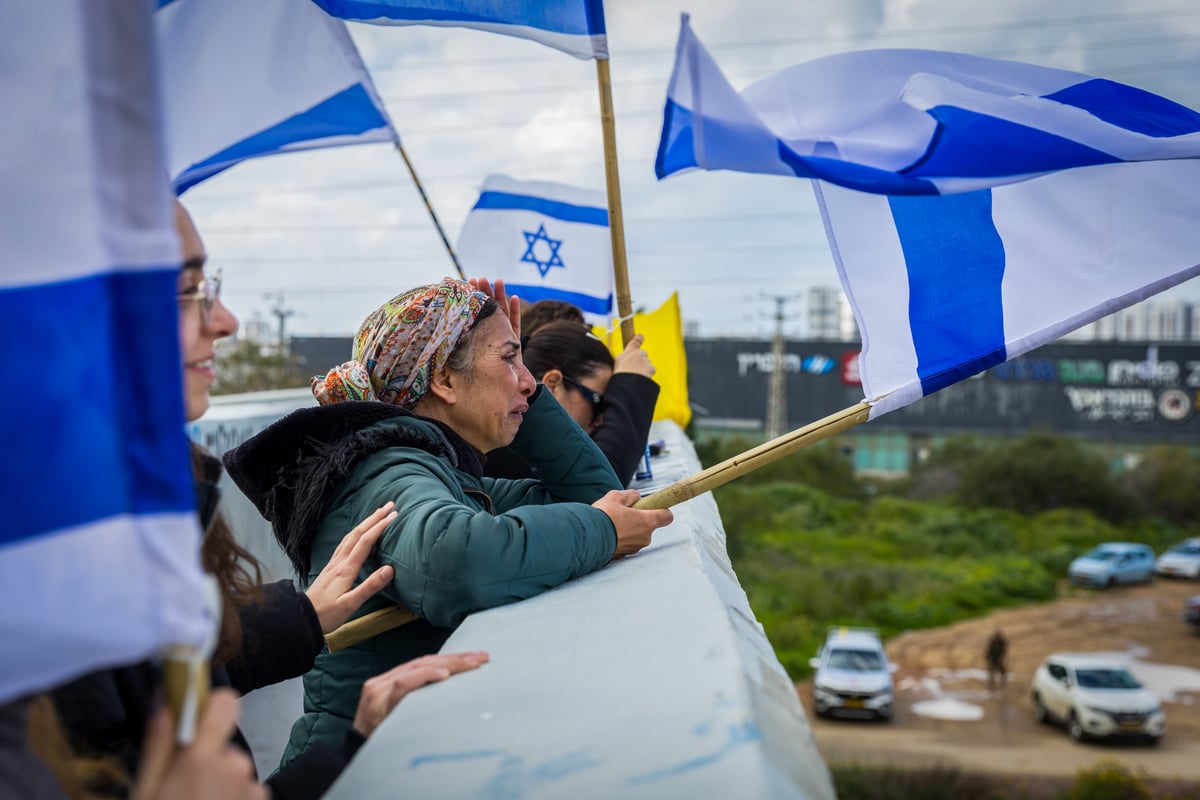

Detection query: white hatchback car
xmin=1156 ymin=538 xmax=1200 ymax=580
xmin=809 ymin=628 xmax=894 ymax=720
xmin=1030 ymin=654 xmax=1165 ymax=743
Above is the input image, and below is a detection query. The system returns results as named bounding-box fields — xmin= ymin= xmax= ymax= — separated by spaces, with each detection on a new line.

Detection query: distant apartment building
xmin=802 ymin=286 xmax=1197 ymax=344
xmin=806 ymin=286 xmax=859 ymax=340
xmin=1062 ymin=299 xmax=1197 ymax=342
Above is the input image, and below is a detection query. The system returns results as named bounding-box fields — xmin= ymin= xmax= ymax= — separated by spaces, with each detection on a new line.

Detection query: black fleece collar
xmin=222 ymin=401 xmax=484 ymax=579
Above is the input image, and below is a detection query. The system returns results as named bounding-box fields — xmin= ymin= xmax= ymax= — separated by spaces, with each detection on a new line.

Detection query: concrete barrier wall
xmin=192 ymin=392 xmax=834 ymax=799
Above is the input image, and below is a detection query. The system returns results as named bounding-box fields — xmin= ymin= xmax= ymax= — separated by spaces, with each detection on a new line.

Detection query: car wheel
xmin=1105 ymin=576 xmax=1116 ymax=589
xmin=1147 ymin=735 xmax=1162 ymax=747
xmin=1032 ymin=695 xmax=1048 ymax=725
xmin=1068 ymin=711 xmax=1086 ymax=742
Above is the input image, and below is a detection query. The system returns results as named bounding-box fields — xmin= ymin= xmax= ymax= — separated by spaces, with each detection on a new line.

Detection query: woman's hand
xmin=592 ymin=489 xmax=673 ymax=557
xmin=351 ymin=651 xmax=490 ymax=736
xmin=613 ymin=333 xmax=655 ymax=378
xmin=131 ymin=689 xmax=265 ymax=800
xmin=306 ymin=503 xmax=397 ymax=635
xmin=469 ymin=277 xmax=521 ymax=340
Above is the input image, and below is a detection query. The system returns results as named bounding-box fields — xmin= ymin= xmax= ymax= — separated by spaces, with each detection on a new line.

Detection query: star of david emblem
xmin=520 ymin=223 xmax=565 ymax=278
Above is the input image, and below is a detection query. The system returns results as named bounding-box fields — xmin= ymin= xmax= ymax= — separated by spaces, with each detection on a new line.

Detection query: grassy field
xmin=698 ymin=434 xmax=1199 ymax=678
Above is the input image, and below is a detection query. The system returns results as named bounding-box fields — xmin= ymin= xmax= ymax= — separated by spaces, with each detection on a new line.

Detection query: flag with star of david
xmin=456 ymin=175 xmax=614 ymax=315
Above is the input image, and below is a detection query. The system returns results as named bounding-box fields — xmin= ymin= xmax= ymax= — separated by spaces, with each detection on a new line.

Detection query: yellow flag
xmin=593 ymin=293 xmax=691 ymax=428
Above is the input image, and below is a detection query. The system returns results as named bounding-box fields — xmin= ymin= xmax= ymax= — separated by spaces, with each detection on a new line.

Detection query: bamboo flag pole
xmin=325 ymin=401 xmax=873 ymax=650
xmin=633 ymin=401 xmax=872 ymax=509
xmin=595 ymin=58 xmax=636 ymax=347
xmin=394 ymin=140 xmax=465 ymax=280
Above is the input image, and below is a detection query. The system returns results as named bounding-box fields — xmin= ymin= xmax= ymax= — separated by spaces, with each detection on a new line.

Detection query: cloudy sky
xmin=181 ymin=0 xmax=1200 ymax=340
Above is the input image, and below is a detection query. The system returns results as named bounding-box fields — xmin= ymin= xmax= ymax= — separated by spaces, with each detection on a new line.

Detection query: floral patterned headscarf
xmin=312 ymin=278 xmax=488 ymax=408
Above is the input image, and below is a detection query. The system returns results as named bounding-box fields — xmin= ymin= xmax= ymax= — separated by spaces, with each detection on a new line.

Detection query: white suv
xmin=809 ymin=628 xmax=894 ymax=720
xmin=1030 ymin=654 xmax=1165 ymax=743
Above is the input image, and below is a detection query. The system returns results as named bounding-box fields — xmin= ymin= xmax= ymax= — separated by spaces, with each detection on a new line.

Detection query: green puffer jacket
xmin=224 ymin=387 xmax=621 ymax=766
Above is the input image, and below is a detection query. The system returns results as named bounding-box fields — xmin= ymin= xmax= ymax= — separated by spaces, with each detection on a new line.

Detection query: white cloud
xmin=183 ymin=0 xmax=1200 ymax=339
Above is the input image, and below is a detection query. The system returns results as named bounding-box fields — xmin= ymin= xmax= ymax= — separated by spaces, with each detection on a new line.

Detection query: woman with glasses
xmin=484 ymin=321 xmax=661 ymax=486
xmin=222 ymin=278 xmax=674 ymax=767
xmin=44 ymin=204 xmax=488 ymax=800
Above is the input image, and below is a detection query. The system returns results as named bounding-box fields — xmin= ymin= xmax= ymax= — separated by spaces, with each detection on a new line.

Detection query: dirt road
xmin=796 ymin=579 xmax=1200 ymax=781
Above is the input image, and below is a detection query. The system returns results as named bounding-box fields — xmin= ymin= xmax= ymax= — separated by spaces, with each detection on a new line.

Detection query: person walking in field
xmin=986 ymin=629 xmax=1008 ymax=692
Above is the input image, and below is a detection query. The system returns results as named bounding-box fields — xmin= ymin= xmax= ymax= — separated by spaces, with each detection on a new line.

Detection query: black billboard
xmin=685 ymin=339 xmax=1200 ymax=443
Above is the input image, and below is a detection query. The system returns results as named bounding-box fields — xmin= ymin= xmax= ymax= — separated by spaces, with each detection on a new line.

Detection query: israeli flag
xmin=817 ymin=161 xmax=1200 ymax=419
xmin=0 ymin=0 xmax=214 ymax=702
xmin=313 ymin=0 xmax=608 ymax=60
xmin=159 ymin=0 xmax=397 ymax=193
xmin=456 ymin=175 xmax=613 ymax=315
xmin=657 ymin=15 xmax=1200 ymax=196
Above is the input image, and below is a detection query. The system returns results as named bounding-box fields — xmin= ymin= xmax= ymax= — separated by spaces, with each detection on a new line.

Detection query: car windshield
xmin=1169 ymin=542 xmax=1200 ymax=555
xmin=1084 ymin=548 xmax=1120 ymax=561
xmin=826 ymin=648 xmax=884 ymax=671
xmin=1075 ymin=668 xmax=1142 ymax=689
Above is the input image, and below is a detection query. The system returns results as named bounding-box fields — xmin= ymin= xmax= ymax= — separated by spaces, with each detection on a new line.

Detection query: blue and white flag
xmin=313 ymin=0 xmax=607 ymax=60
xmin=159 ymin=0 xmax=397 ymax=193
xmin=0 ymin=0 xmax=215 ymax=702
xmin=817 ymin=162 xmax=1200 ymax=419
xmin=456 ymin=175 xmax=613 ymax=315
xmin=657 ymin=16 xmax=1200 ymax=195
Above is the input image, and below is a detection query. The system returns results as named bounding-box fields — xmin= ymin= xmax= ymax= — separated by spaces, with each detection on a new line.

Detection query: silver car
xmin=1156 ymin=538 xmax=1200 ymax=580
xmin=1031 ymin=654 xmax=1164 ymax=743
xmin=810 ymin=628 xmax=895 ymax=720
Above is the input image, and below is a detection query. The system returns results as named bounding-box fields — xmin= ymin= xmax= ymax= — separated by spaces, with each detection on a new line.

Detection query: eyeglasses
xmin=560 ymin=374 xmax=606 ymax=417
xmin=177 ymin=268 xmax=222 ymax=327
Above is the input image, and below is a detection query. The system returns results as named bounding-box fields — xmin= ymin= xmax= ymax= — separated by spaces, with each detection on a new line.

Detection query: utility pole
xmin=265 ymin=291 xmax=295 ymax=356
xmin=763 ymin=293 xmax=802 ymax=439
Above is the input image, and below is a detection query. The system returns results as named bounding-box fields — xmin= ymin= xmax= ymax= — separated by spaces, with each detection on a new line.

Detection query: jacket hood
xmin=223 ymin=401 xmax=483 ymax=579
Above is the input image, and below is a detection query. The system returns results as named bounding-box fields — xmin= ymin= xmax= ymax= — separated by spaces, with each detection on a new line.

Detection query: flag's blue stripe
xmin=780 ymin=147 xmax=941 ymax=195
xmin=655 ymin=98 xmax=699 ymax=178
xmin=176 ymin=83 xmax=390 ymax=194
xmin=1044 ymin=78 xmax=1200 ymax=138
xmin=0 ymin=270 xmax=193 ymax=546
xmin=504 ymin=283 xmax=612 ymax=315
xmin=656 ymin=99 xmax=941 ymax=194
xmin=313 ymin=0 xmax=606 ymax=35
xmin=888 ymin=191 xmax=1008 ymax=397
xmin=907 ymin=106 xmax=1121 ymax=179
xmin=473 ymin=192 xmax=608 ymax=227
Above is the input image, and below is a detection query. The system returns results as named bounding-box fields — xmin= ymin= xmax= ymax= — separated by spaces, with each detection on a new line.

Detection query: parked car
xmin=1030 ymin=654 xmax=1165 ymax=743
xmin=1068 ymin=542 xmax=1155 ymax=588
xmin=1156 ymin=538 xmax=1200 ymax=580
xmin=810 ymin=627 xmax=894 ymax=720
xmin=1186 ymin=595 xmax=1200 ymax=627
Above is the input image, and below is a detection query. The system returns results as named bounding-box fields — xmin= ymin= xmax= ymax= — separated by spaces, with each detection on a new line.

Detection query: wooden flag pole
xmin=162 ymin=647 xmax=210 ymax=744
xmin=634 ymin=401 xmax=872 ymax=509
xmin=324 ymin=401 xmax=873 ymax=650
xmin=394 ymin=140 xmax=465 ymax=280
xmin=595 ymin=58 xmax=636 ymax=347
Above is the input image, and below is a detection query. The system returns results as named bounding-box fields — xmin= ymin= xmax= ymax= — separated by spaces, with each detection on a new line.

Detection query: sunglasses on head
xmin=560 ymin=374 xmax=607 ymax=416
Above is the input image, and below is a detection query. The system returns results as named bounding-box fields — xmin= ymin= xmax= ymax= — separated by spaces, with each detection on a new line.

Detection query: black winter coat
xmin=51 ymin=455 xmax=363 ymax=799
xmin=484 ymin=372 xmax=659 ymax=485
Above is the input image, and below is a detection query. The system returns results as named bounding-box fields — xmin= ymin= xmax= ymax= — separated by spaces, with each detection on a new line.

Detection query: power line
xmin=202 ymin=211 xmax=822 ymax=234
xmin=364 ymin=7 xmax=1200 ymax=71
xmin=377 ymin=31 xmax=1200 ymax=106
xmin=215 ymin=242 xmax=829 ymax=265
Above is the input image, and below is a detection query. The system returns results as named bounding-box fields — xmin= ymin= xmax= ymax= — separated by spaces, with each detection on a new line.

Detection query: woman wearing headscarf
xmin=483 ymin=320 xmax=660 ymax=486
xmin=224 ymin=278 xmax=673 ymax=767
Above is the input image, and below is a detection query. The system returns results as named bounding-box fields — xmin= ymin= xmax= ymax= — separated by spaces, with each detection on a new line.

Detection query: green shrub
xmin=1121 ymin=446 xmax=1200 ymax=527
xmin=831 ymin=762 xmax=1002 ymax=800
xmin=1059 ymin=760 xmax=1152 ymax=800
xmin=957 ymin=432 xmax=1135 ymax=522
